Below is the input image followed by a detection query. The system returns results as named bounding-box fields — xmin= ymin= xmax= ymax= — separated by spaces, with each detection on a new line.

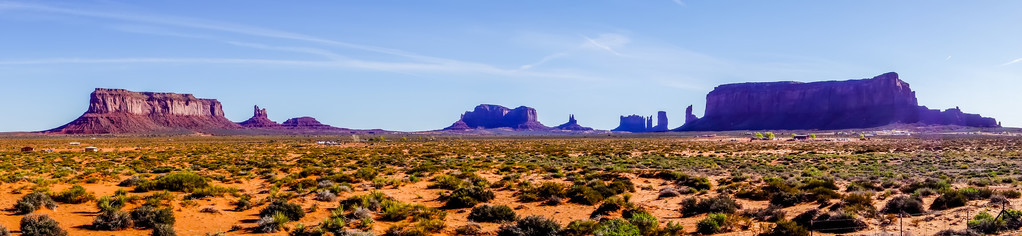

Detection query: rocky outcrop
xmin=679 ymin=72 xmax=1000 ymax=131
xmin=47 ymin=88 xmax=240 ymax=134
xmin=444 ymin=104 xmax=550 ymax=130
xmin=281 ymin=117 xmax=336 ymax=129
xmin=238 ymin=105 xmax=281 ymax=128
xmin=651 ymin=111 xmax=669 ymax=131
xmin=613 ymin=111 xmax=668 ymax=132
xmin=684 ymin=105 xmax=698 ymax=125
xmin=554 ymin=115 xmax=594 ymax=131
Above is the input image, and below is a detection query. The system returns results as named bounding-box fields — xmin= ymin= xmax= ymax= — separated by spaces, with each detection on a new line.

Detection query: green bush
xmin=968 ymin=211 xmax=1004 ymax=234
xmin=696 ymin=213 xmax=728 ymax=235
xmin=257 ymin=212 xmax=290 ymax=233
xmin=260 ymin=201 xmax=306 ymax=221
xmin=52 ymin=185 xmax=95 ymax=204
xmin=568 ymin=185 xmax=604 ymax=205
xmin=497 ymin=215 xmax=561 ymax=236
xmin=812 ymin=210 xmax=867 ymax=233
xmin=594 ymin=218 xmax=640 ymax=236
xmin=20 ymin=214 xmax=67 ymax=236
xmin=562 ymin=220 xmax=598 ymax=236
xmin=931 ymin=190 xmax=969 ymax=210
xmin=428 ymin=174 xmax=466 ymax=190
xmin=759 ymin=220 xmax=808 ymax=236
xmin=445 ymin=186 xmax=495 ymax=208
xmin=468 ymin=205 xmax=517 ymax=223
xmin=135 ymin=172 xmax=209 ymax=192
xmin=184 ymin=186 xmax=238 ymax=200
xmin=15 ymin=192 xmax=58 ymax=214
xmin=627 ymin=212 xmax=659 ymax=236
xmin=130 ymin=205 xmax=175 ymax=229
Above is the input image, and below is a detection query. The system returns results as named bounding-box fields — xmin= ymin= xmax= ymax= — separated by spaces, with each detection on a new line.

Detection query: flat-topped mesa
xmin=444 ymin=104 xmax=550 ymax=130
xmin=238 ymin=105 xmax=282 ymax=128
xmin=679 ymin=72 xmax=1000 ymax=131
xmin=47 ymin=88 xmax=240 ymax=134
xmin=554 ymin=114 xmax=594 ymax=131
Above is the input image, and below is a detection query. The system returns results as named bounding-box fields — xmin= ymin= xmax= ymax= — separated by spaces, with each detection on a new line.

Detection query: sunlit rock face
xmin=48 ymin=88 xmax=240 ymax=134
xmin=444 ymin=104 xmax=550 ymax=130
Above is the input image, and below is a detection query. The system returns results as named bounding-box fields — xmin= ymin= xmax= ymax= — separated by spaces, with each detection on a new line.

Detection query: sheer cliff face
xmin=239 ymin=105 xmax=282 ymax=128
xmin=47 ymin=88 xmax=240 ymax=134
xmin=682 ymin=72 xmax=999 ymax=131
xmin=444 ymin=104 xmax=549 ymax=130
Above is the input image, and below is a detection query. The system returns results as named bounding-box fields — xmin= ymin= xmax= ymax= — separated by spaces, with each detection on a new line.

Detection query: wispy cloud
xmin=1001 ymin=57 xmax=1022 ymax=66
xmin=582 ymin=34 xmax=629 ymax=56
xmin=672 ymin=0 xmax=686 ymax=7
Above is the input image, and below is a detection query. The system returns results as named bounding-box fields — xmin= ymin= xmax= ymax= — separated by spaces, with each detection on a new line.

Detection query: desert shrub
xmin=759 ymin=220 xmax=808 ymax=236
xmin=658 ymin=187 xmax=681 ymax=199
xmin=354 ymin=168 xmax=379 ymax=181
xmin=881 ymin=195 xmax=925 ymax=214
xmin=335 ymin=229 xmax=375 ymax=236
xmin=592 ymin=196 xmax=633 ymax=218
xmin=769 ymin=191 xmax=805 ymax=207
xmin=968 ymin=211 xmax=1004 ymax=234
xmin=680 ymin=195 xmax=741 ymax=216
xmin=562 ymin=220 xmax=598 ymax=236
xmin=999 ymin=190 xmax=1022 ymax=199
xmin=428 ymin=174 xmax=466 ymax=190
xmin=961 ymin=187 xmax=994 ymax=200
xmin=20 ymin=214 xmax=67 ymax=236
xmin=315 ymin=190 xmax=338 ymax=202
xmin=567 ymin=185 xmax=604 ymax=205
xmin=260 ymin=201 xmax=305 ymax=221
xmin=118 ymin=176 xmax=146 ymax=187
xmin=233 ymin=195 xmax=253 ymax=211
xmin=184 ymin=186 xmax=238 ymax=200
xmin=805 ymin=187 xmax=841 ymax=202
xmin=651 ymin=171 xmax=712 ymax=191
xmin=627 ymin=212 xmax=658 ymax=236
xmin=593 ymin=218 xmax=640 ymax=236
xmin=790 ymin=208 xmax=818 ymax=227
xmin=743 ymin=206 xmax=786 ymax=222
xmin=445 ymin=186 xmax=495 ymax=208
xmin=1003 ymin=209 xmax=1022 ymax=229
xmin=16 ymin=192 xmax=58 ymax=214
xmin=92 ymin=210 xmax=133 ymax=230
xmin=933 ymin=229 xmax=981 ymax=236
xmin=900 ymin=178 xmax=950 ymax=194
xmin=342 ymin=192 xmax=391 ymax=211
xmin=135 ymin=172 xmax=208 ymax=192
xmin=52 ymin=185 xmax=95 ymax=204
xmin=839 ymin=192 xmax=875 ymax=213
xmin=497 ymin=215 xmax=561 ymax=236
xmin=468 ymin=205 xmax=517 ymax=222
xmin=696 ymin=213 xmax=728 ymax=235
xmin=660 ymin=221 xmax=684 ymax=236
xmin=257 ymin=212 xmax=290 ymax=233
xmin=130 ymin=205 xmax=175 ymax=229
xmin=455 ymin=223 xmax=482 ymax=235
xmin=96 ymin=195 xmax=137 ymax=213
xmin=812 ymin=210 xmax=867 ymax=233
xmin=931 ymin=190 xmax=969 ymax=210
xmin=0 ymin=224 xmax=7 ymax=236
xmin=291 ymin=224 xmax=326 ymax=236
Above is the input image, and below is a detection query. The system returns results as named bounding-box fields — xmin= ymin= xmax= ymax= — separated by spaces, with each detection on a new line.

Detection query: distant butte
xmin=238 ymin=105 xmax=282 ymax=128
xmin=444 ymin=104 xmax=550 ymax=131
xmin=678 ymin=72 xmax=1000 ymax=131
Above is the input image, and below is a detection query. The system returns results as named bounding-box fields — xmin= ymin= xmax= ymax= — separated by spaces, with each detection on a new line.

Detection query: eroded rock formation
xmin=238 ymin=105 xmax=281 ymax=128
xmin=679 ymin=72 xmax=1000 ymax=131
xmin=47 ymin=88 xmax=240 ymax=134
xmin=281 ymin=117 xmax=336 ymax=129
xmin=554 ymin=114 xmax=594 ymax=131
xmin=444 ymin=104 xmax=549 ymax=130
xmin=613 ymin=111 xmax=668 ymax=132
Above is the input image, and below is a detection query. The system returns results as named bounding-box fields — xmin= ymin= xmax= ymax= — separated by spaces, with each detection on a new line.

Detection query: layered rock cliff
xmin=554 ymin=115 xmax=594 ymax=131
xmin=679 ymin=72 xmax=1000 ymax=131
xmin=444 ymin=104 xmax=550 ymax=130
xmin=281 ymin=117 xmax=337 ymax=129
xmin=47 ymin=88 xmax=240 ymax=134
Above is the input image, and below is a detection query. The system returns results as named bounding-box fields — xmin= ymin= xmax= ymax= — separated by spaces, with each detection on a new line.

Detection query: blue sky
xmin=1 ymin=1 xmax=1021 ymax=131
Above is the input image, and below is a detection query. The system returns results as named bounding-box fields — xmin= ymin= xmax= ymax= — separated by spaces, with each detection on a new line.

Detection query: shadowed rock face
xmin=680 ymin=72 xmax=1000 ymax=131
xmin=238 ymin=105 xmax=281 ymax=128
xmin=47 ymin=88 xmax=240 ymax=134
xmin=444 ymin=104 xmax=549 ymax=130
xmin=281 ymin=117 xmax=335 ymax=129
xmin=613 ymin=111 xmax=668 ymax=132
xmin=554 ymin=115 xmax=594 ymax=131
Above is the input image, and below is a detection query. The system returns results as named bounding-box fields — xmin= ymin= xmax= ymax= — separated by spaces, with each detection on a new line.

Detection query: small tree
xmin=755 ymin=133 xmax=764 ymax=139
xmin=810 ymin=134 xmax=817 ymax=139
xmin=765 ymin=132 xmax=776 ymax=140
